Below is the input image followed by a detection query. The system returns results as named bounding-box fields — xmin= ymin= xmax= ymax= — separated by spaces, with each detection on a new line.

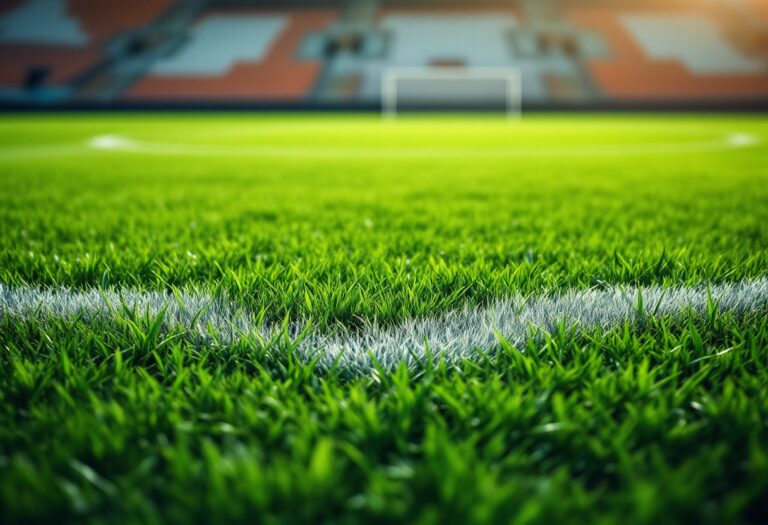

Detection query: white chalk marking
xmin=726 ymin=132 xmax=759 ymax=147
xmin=2 ymin=279 xmax=767 ymax=372
xmin=88 ymin=134 xmax=132 ymax=150
xmin=83 ymin=132 xmax=761 ymax=158
xmin=0 ymin=131 xmax=759 ymax=161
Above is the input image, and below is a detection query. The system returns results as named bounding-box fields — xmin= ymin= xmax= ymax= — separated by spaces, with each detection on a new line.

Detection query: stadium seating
xmin=147 ymin=16 xmax=287 ymax=76
xmin=383 ymin=11 xmax=602 ymax=102
xmin=745 ymin=0 xmax=768 ymax=22
xmin=0 ymin=1 xmax=767 ymax=105
xmin=381 ymin=14 xmax=517 ymax=67
xmin=621 ymin=14 xmax=763 ymax=74
xmin=567 ymin=6 xmax=768 ymax=100
xmin=127 ymin=10 xmax=336 ymax=100
xmin=0 ymin=0 xmax=174 ymax=90
xmin=0 ymin=0 xmax=87 ymax=46
xmin=319 ymin=11 xmax=524 ymax=102
xmin=316 ymin=8 xmax=594 ymax=103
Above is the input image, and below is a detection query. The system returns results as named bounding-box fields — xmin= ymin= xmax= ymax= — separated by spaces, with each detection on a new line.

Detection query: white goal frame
xmin=382 ymin=67 xmax=522 ymax=118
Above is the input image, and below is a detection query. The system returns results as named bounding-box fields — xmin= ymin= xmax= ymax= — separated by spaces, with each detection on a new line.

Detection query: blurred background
xmin=0 ymin=0 xmax=767 ymax=109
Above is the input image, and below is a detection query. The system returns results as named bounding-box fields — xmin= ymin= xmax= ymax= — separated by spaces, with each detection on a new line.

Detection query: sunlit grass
xmin=1 ymin=114 xmax=767 ymax=524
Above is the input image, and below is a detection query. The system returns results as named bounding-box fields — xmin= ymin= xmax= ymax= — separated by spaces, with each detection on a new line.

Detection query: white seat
xmin=621 ymin=14 xmax=765 ymax=74
xmin=381 ymin=14 xmax=517 ymax=67
xmin=150 ymin=15 xmax=287 ymax=76
xmin=0 ymin=0 xmax=88 ymax=46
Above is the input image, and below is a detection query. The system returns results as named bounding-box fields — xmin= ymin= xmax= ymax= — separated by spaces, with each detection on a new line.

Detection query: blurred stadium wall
xmin=0 ymin=0 xmax=766 ymax=110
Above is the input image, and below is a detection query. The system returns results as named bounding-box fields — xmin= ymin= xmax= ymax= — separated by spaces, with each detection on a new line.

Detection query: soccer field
xmin=2 ymin=114 xmax=768 ymax=524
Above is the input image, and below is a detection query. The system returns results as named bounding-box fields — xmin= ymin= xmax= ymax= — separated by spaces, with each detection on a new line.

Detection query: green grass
xmin=1 ymin=114 xmax=767 ymax=524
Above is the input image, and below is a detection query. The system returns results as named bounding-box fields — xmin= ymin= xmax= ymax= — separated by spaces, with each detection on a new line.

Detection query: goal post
xmin=382 ymin=67 xmax=522 ymax=117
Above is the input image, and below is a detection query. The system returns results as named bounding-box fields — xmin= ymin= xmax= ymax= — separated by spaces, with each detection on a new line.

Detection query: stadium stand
xmin=316 ymin=11 xmax=525 ymax=102
xmin=127 ymin=10 xmax=336 ymax=100
xmin=0 ymin=0 xmax=766 ymax=107
xmin=0 ymin=0 xmax=87 ymax=46
xmin=312 ymin=6 xmax=600 ymax=103
xmin=0 ymin=0 xmax=174 ymax=96
xmin=744 ymin=0 xmax=768 ymax=23
xmin=382 ymin=14 xmax=516 ymax=66
xmin=567 ymin=5 xmax=768 ymax=100
xmin=147 ymin=16 xmax=287 ymax=75
xmin=620 ymin=14 xmax=763 ymax=74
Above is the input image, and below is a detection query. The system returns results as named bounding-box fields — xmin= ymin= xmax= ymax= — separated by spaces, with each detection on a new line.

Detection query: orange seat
xmin=0 ymin=47 xmax=99 ymax=85
xmin=744 ymin=0 xmax=768 ymax=22
xmin=71 ymin=0 xmax=174 ymax=42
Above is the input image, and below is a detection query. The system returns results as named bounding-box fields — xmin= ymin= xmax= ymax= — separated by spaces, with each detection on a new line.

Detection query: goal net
xmin=382 ymin=67 xmax=522 ymax=117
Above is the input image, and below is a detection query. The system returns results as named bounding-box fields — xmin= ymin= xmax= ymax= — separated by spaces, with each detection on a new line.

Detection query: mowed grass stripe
xmin=3 ymin=278 xmax=767 ymax=371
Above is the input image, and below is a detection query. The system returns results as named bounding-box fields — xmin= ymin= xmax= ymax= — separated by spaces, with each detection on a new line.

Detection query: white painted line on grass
xmin=0 ymin=132 xmax=760 ymax=161
xmin=2 ymin=278 xmax=767 ymax=372
xmin=85 ymin=132 xmax=762 ymax=158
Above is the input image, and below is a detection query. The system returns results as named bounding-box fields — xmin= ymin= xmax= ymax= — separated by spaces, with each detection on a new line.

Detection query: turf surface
xmin=1 ymin=114 xmax=767 ymax=524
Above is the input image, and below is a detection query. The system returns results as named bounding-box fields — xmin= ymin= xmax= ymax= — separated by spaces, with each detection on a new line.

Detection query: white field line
xmin=2 ymin=279 xmax=767 ymax=372
xmin=82 ymin=132 xmax=760 ymax=158
xmin=0 ymin=132 xmax=759 ymax=161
